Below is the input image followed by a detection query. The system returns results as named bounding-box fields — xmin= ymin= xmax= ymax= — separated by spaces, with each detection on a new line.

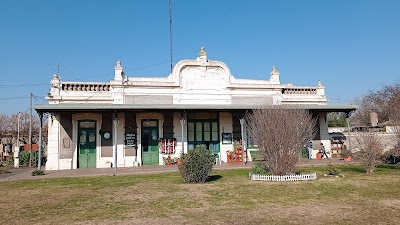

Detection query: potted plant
xmin=163 ymin=155 xmax=172 ymax=166
xmin=226 ymin=150 xmax=234 ymax=163
xmin=174 ymin=157 xmax=181 ymax=165
xmin=340 ymin=148 xmax=352 ymax=161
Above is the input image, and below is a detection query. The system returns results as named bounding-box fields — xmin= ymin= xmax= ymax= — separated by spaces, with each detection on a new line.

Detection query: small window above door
xmin=142 ymin=120 xmax=157 ymax=127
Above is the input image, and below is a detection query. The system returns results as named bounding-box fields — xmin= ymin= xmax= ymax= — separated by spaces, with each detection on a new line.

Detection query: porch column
xmin=180 ymin=112 xmax=186 ymax=154
xmin=346 ymin=115 xmax=352 ymax=151
xmin=113 ymin=112 xmax=119 ymax=171
xmin=318 ymin=112 xmax=330 ymax=156
xmin=239 ymin=118 xmax=247 ymax=165
xmin=38 ymin=112 xmax=43 ymax=170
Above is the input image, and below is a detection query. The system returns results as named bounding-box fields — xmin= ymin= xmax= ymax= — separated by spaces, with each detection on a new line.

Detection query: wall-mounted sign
xmin=222 ymin=133 xmax=232 ymax=144
xmin=125 ymin=132 xmax=137 ymax=148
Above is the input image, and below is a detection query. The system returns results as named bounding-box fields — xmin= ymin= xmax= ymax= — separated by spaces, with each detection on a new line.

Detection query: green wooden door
xmin=78 ymin=122 xmax=97 ymax=168
xmin=142 ymin=120 xmax=159 ymax=165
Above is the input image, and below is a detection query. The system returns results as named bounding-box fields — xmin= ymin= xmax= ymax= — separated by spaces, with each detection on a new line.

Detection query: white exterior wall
xmin=172 ymin=115 xmax=186 ymax=155
xmin=46 ymin=114 xmax=60 ymax=170
xmin=116 ymin=114 xmax=125 ymax=167
xmin=219 ymin=112 xmax=233 ymax=162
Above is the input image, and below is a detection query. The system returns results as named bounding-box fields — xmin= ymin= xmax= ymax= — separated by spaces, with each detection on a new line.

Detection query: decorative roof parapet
xmin=61 ymin=82 xmax=110 ymax=92
xmin=282 ymin=88 xmax=317 ymax=95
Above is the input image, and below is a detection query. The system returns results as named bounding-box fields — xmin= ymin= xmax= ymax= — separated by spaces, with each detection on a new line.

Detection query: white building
xmin=35 ymin=48 xmax=356 ymax=170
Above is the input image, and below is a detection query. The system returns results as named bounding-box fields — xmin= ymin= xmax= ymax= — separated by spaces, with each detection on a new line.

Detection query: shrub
xmin=31 ymin=169 xmax=45 ymax=176
xmin=19 ymin=151 xmax=30 ymax=166
xmin=0 ymin=167 xmax=11 ymax=174
xmin=383 ymin=149 xmax=400 ymax=164
xmin=250 ymin=161 xmax=271 ymax=175
xmin=327 ymin=163 xmax=341 ymax=176
xmin=5 ymin=150 xmax=47 ymax=167
xmin=352 ymin=132 xmax=385 ymax=173
xmin=340 ymin=147 xmax=352 ymax=158
xmin=301 ymin=147 xmax=309 ymax=158
xmin=5 ymin=155 xmax=14 ymax=165
xmin=178 ymin=145 xmax=214 ymax=183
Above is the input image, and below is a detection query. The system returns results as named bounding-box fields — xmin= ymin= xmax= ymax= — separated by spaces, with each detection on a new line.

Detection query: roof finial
xmin=116 ymin=60 xmax=122 ymax=67
xmin=317 ymin=80 xmax=324 ymax=88
xmin=199 ymin=47 xmax=207 ymax=57
xmin=197 ymin=47 xmax=208 ymax=62
xmin=270 ymin=65 xmax=280 ymax=75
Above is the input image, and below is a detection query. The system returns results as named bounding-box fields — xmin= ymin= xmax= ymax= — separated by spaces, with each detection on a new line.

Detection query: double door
xmin=78 ymin=121 xmax=97 ymax=168
xmin=142 ymin=120 xmax=159 ymax=165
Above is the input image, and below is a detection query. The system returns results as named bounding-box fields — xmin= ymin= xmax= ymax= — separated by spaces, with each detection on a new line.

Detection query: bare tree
xmin=352 ymin=82 xmax=400 ymax=164
xmin=388 ymin=102 xmax=400 ymax=157
xmin=352 ymin=82 xmax=400 ymax=126
xmin=0 ymin=113 xmax=47 ymax=147
xmin=246 ymin=106 xmax=317 ymax=175
xmin=0 ymin=115 xmax=8 ymax=140
xmin=352 ymin=131 xmax=385 ymax=173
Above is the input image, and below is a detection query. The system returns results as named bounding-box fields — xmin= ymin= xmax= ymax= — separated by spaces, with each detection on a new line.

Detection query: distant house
xmin=35 ymin=48 xmax=356 ymax=170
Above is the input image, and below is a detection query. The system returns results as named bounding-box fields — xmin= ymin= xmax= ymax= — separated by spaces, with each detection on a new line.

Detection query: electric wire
xmin=0 ymin=96 xmax=30 ymax=100
xmin=0 ymin=60 xmax=170 ymax=87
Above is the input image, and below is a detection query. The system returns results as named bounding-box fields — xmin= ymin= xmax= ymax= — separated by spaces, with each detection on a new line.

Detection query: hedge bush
xmin=178 ymin=145 xmax=214 ymax=183
xmin=5 ymin=150 xmax=47 ymax=167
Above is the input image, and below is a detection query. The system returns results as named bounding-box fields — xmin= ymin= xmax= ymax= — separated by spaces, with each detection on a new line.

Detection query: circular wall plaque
xmin=103 ymin=132 xmax=111 ymax=140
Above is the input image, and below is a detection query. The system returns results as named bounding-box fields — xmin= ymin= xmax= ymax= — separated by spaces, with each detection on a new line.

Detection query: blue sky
xmin=0 ymin=0 xmax=399 ymax=115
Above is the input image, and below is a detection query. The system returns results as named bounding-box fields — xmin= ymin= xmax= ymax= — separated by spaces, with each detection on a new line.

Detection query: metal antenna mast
xmin=169 ymin=0 xmax=173 ymax=74
xmin=49 ymin=62 xmax=65 ymax=75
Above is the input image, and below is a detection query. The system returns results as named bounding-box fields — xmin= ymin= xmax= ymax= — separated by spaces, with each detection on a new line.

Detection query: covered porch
xmin=34 ymin=103 xmax=357 ymax=170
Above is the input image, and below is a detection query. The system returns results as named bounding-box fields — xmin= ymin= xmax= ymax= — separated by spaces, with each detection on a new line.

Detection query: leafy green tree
xmin=327 ymin=112 xmax=347 ymax=127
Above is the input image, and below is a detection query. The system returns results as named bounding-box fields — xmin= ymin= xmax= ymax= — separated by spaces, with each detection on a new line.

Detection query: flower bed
xmin=249 ymin=173 xmax=317 ymax=182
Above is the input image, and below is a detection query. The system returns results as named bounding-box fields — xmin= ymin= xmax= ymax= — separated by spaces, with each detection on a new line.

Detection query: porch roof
xmin=34 ymin=103 xmax=358 ymax=114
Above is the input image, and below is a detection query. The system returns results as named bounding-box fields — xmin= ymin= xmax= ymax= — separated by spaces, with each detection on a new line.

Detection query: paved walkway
xmin=0 ymin=158 xmax=355 ymax=182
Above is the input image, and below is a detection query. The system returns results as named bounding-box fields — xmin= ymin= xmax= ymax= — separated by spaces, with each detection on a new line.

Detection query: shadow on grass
xmin=207 ymin=175 xmax=222 ymax=182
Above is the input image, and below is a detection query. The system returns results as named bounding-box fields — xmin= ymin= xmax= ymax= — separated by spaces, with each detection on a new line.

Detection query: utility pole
xmin=14 ymin=112 xmax=21 ymax=168
xmin=169 ymin=0 xmax=173 ymax=73
xmin=29 ymin=93 xmax=32 ymax=167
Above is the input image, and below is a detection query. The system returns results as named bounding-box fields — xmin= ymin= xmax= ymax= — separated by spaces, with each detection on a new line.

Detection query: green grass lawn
xmin=1 ymin=164 xmax=400 ymax=225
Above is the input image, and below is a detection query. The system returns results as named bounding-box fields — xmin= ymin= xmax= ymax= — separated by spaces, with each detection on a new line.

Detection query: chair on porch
xmin=209 ymin=143 xmax=221 ymax=165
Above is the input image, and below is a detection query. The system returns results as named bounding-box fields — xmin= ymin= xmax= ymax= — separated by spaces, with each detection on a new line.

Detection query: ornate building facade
xmin=35 ymin=48 xmax=355 ymax=170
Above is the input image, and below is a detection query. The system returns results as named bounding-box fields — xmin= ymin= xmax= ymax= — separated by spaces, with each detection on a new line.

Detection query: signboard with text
xmin=125 ymin=133 xmax=137 ymax=148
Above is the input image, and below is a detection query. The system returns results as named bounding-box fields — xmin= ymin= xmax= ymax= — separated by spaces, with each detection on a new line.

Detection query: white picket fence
xmin=250 ymin=173 xmax=317 ymax=182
